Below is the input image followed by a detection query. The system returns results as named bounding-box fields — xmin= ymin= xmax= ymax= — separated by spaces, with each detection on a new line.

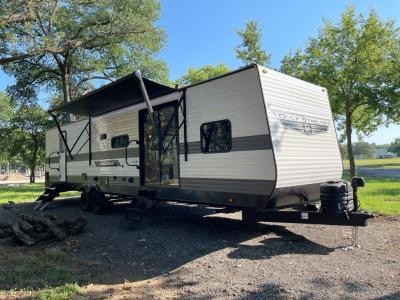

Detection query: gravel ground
xmin=2 ymin=199 xmax=400 ymax=299
xmin=358 ymin=167 xmax=400 ymax=178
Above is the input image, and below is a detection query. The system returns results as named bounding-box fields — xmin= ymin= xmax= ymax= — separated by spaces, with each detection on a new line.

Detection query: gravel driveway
xmin=3 ymin=199 xmax=400 ymax=299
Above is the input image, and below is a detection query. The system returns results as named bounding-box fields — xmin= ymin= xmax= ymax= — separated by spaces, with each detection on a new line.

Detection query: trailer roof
xmin=49 ymin=73 xmax=175 ymax=117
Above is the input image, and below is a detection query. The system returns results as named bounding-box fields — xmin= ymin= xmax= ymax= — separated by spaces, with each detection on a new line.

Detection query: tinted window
xmin=200 ymin=120 xmax=232 ymax=153
xmin=111 ymin=135 xmax=129 ymax=148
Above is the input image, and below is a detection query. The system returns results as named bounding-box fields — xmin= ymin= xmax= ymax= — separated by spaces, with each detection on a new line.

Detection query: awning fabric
xmin=49 ymin=73 xmax=175 ymax=117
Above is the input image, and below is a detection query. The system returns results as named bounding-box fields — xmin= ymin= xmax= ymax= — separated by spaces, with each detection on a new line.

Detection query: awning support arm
xmin=49 ymin=112 xmax=73 ymax=160
xmin=48 ymin=112 xmax=92 ymax=164
xmin=134 ymin=70 xmax=163 ymax=145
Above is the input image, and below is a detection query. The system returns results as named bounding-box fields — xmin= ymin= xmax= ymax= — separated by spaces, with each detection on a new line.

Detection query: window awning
xmin=49 ymin=73 xmax=175 ymax=117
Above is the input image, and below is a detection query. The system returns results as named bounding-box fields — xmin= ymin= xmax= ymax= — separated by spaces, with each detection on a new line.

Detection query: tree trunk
xmin=345 ymin=111 xmax=356 ymax=178
xmin=61 ymin=65 xmax=73 ymax=122
xmin=30 ymin=136 xmax=38 ymax=183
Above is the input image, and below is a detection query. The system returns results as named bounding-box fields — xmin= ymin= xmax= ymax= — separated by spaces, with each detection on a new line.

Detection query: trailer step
xmin=33 ymin=183 xmax=68 ymax=211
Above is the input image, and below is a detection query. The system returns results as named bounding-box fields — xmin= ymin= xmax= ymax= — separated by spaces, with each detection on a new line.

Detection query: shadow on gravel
xmin=377 ymin=292 xmax=400 ymax=300
xmin=0 ymin=198 xmax=336 ymax=292
xmin=228 ymin=225 xmax=335 ymax=260
xmin=241 ymin=282 xmax=290 ymax=299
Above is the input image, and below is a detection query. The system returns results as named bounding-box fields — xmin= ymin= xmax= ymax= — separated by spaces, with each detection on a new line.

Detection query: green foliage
xmin=236 ymin=20 xmax=270 ymax=66
xmin=388 ymin=138 xmax=400 ymax=154
xmin=10 ymin=104 xmax=52 ymax=181
xmin=0 ymin=91 xmax=13 ymax=125
xmin=177 ymin=64 xmax=231 ymax=86
xmin=281 ymin=6 xmax=400 ymax=176
xmin=0 ymin=92 xmax=15 ymax=168
xmin=0 ymin=97 xmax=52 ymax=182
xmin=339 ymin=143 xmax=348 ymax=159
xmin=352 ymin=141 xmax=376 ymax=159
xmin=0 ymin=0 xmax=169 ymax=107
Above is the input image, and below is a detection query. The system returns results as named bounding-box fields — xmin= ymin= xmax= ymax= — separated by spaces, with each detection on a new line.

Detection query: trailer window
xmin=200 ymin=120 xmax=232 ymax=153
xmin=111 ymin=135 xmax=129 ymax=148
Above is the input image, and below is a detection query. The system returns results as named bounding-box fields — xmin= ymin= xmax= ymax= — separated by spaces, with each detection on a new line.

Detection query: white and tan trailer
xmin=38 ymin=64 xmax=372 ymax=227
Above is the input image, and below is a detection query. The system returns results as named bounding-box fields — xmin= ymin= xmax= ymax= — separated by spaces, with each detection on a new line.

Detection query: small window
xmin=200 ymin=120 xmax=232 ymax=153
xmin=100 ymin=133 xmax=107 ymax=140
xmin=111 ymin=135 xmax=129 ymax=149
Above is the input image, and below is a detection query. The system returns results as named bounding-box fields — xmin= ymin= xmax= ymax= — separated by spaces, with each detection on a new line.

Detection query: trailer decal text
xmin=275 ymin=111 xmax=330 ymax=135
xmin=94 ymin=160 xmax=121 ymax=167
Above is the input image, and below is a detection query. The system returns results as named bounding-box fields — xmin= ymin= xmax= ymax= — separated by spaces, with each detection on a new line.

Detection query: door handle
xmin=48 ymin=151 xmax=60 ymax=171
xmin=125 ymin=140 xmax=140 ymax=169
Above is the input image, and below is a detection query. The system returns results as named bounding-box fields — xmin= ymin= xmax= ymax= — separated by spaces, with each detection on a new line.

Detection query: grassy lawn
xmin=342 ymin=171 xmax=400 ymax=215
xmin=357 ymin=177 xmax=400 ymax=215
xmin=343 ymin=157 xmax=400 ymax=169
xmin=0 ymin=183 xmax=79 ymax=204
xmin=0 ymin=246 xmax=96 ymax=299
xmin=342 ymin=158 xmax=400 ymax=215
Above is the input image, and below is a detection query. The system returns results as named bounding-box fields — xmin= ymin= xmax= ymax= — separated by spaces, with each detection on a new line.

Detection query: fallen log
xmin=69 ymin=217 xmax=88 ymax=235
xmin=19 ymin=220 xmax=34 ymax=233
xmin=11 ymin=224 xmax=36 ymax=246
xmin=0 ymin=209 xmax=87 ymax=246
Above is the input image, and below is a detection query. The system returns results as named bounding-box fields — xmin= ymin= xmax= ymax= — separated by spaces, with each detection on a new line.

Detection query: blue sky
xmin=1 ymin=0 xmax=399 ymax=144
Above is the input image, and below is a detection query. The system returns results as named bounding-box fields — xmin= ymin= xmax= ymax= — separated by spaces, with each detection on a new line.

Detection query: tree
xmin=388 ymin=138 xmax=400 ymax=155
xmin=281 ymin=6 xmax=400 ymax=177
xmin=11 ymin=104 xmax=52 ymax=183
xmin=0 ymin=91 xmax=51 ymax=182
xmin=177 ymin=64 xmax=231 ymax=86
xmin=236 ymin=20 xmax=270 ymax=66
xmin=1 ymin=0 xmax=169 ymax=120
xmin=0 ymin=92 xmax=15 ymax=174
xmin=352 ymin=141 xmax=376 ymax=159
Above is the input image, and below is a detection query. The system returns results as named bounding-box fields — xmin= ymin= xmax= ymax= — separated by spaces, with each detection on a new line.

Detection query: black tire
xmin=90 ymin=188 xmax=107 ymax=214
xmin=80 ymin=189 xmax=92 ymax=211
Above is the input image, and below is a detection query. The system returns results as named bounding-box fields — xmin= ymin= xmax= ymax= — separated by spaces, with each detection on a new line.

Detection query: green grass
xmin=37 ymin=284 xmax=81 ymax=300
xmin=0 ymin=247 xmax=90 ymax=299
xmin=343 ymin=157 xmax=400 ymax=169
xmin=0 ymin=183 xmax=79 ymax=204
xmin=342 ymin=170 xmax=400 ymax=215
xmin=357 ymin=177 xmax=400 ymax=215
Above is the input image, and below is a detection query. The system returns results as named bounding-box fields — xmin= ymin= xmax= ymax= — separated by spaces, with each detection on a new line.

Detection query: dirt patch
xmin=0 ymin=199 xmax=399 ymax=299
xmin=0 ymin=173 xmax=28 ymax=181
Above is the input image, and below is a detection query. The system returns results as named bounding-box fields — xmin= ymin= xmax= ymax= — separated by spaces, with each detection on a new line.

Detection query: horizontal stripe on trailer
xmin=179 ymin=134 xmax=272 ymax=154
xmin=49 ymin=134 xmax=272 ymax=163
xmin=68 ymin=148 xmax=139 ymax=162
xmin=180 ymin=177 xmax=275 ymax=195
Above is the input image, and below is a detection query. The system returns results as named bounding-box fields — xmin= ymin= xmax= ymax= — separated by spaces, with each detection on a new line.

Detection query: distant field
xmin=0 ymin=183 xmax=79 ymax=204
xmin=343 ymin=157 xmax=400 ymax=169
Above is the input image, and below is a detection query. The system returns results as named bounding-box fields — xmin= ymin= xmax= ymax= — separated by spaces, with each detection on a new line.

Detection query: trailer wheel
xmin=89 ymin=188 xmax=107 ymax=214
xmin=80 ymin=189 xmax=92 ymax=212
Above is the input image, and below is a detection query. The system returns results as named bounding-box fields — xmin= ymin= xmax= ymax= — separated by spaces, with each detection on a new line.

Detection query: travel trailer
xmin=37 ymin=64 xmax=372 ymax=228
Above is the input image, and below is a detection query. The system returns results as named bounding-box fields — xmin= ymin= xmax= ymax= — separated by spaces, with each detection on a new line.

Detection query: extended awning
xmin=49 ymin=73 xmax=175 ymax=117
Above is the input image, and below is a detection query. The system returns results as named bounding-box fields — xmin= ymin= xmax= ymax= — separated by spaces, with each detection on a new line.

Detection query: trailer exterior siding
xmin=258 ymin=66 xmax=342 ymax=191
xmin=45 ymin=128 xmax=61 ymax=181
xmin=180 ymin=67 xmax=276 ymax=196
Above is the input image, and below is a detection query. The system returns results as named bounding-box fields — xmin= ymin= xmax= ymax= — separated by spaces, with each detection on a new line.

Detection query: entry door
xmin=140 ymin=103 xmax=179 ymax=186
xmin=59 ymin=131 xmax=67 ymax=182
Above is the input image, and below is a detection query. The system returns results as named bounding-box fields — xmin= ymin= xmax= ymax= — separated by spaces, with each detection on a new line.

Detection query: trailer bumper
xmin=242 ymin=209 xmax=374 ymax=227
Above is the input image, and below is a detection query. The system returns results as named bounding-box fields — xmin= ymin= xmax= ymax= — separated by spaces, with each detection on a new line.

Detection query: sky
xmin=0 ymin=0 xmax=399 ymax=144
